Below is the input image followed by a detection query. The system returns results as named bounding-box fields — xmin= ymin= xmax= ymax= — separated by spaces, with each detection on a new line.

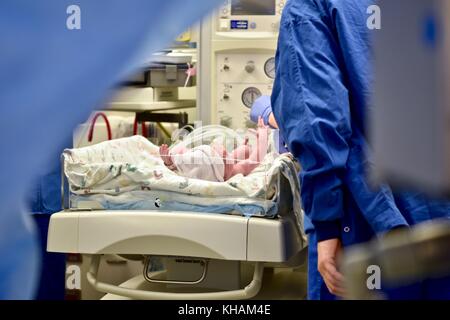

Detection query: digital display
xmin=231 ymin=20 xmax=249 ymax=29
xmin=231 ymin=0 xmax=276 ymax=16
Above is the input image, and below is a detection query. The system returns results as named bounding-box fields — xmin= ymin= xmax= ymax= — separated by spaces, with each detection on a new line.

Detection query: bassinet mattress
xmin=71 ymin=189 xmax=278 ymax=217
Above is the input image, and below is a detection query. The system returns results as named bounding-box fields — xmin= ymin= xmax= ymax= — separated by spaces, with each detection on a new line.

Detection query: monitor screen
xmin=231 ymin=0 xmax=276 ymax=16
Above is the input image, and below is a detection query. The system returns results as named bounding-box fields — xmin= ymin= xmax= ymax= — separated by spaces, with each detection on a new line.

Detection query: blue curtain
xmin=0 ymin=0 xmax=221 ymax=299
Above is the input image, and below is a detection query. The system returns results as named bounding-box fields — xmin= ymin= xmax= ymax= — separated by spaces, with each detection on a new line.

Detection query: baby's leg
xmin=227 ymin=161 xmax=257 ymax=179
xmin=226 ymin=118 xmax=269 ymax=178
xmin=170 ymin=143 xmax=188 ymax=156
xmin=211 ymin=144 xmax=235 ymax=181
xmin=248 ymin=117 xmax=269 ymax=163
xmin=229 ymin=137 xmax=251 ymax=162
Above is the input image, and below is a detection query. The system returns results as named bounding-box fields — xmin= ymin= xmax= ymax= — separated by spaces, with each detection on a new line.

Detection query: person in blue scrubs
xmin=269 ymin=0 xmax=450 ymax=300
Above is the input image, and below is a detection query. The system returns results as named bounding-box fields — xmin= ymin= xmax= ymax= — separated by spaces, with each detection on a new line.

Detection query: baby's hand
xmin=160 ymin=144 xmax=169 ymax=156
xmin=159 ymin=144 xmax=173 ymax=166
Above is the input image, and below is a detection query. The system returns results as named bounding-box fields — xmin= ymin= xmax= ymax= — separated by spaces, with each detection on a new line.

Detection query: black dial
xmin=242 ymin=87 xmax=262 ymax=108
xmin=264 ymin=57 xmax=276 ymax=79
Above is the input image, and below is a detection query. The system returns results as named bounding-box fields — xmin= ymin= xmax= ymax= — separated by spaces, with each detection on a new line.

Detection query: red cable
xmin=133 ymin=115 xmax=147 ymax=137
xmin=88 ymin=112 xmax=112 ymax=142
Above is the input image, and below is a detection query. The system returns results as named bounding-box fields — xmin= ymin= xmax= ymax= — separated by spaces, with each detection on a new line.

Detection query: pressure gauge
xmin=242 ymin=87 xmax=262 ymax=108
xmin=264 ymin=57 xmax=276 ymax=79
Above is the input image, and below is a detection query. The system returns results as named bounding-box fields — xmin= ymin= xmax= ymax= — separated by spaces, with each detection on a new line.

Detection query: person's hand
xmin=317 ymin=238 xmax=346 ymax=297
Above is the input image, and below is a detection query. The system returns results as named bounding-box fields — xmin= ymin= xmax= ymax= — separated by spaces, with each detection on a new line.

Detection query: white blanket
xmin=172 ymin=145 xmax=225 ymax=182
xmin=64 ymin=135 xmax=291 ymax=199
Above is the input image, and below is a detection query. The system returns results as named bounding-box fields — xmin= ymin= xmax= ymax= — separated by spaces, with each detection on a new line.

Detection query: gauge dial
xmin=242 ymin=87 xmax=262 ymax=108
xmin=264 ymin=57 xmax=276 ymax=79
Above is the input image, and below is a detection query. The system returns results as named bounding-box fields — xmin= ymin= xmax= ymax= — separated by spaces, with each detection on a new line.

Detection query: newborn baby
xmin=159 ymin=118 xmax=269 ymax=182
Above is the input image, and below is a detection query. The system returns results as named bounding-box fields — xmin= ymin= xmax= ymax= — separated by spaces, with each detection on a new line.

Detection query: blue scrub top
xmin=272 ymin=0 xmax=450 ymax=244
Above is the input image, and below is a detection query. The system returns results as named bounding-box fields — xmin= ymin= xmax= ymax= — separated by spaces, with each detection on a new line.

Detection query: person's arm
xmin=272 ymin=13 xmax=351 ymax=242
xmin=345 ymin=134 xmax=409 ymax=234
xmin=271 ymin=12 xmax=408 ymax=238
